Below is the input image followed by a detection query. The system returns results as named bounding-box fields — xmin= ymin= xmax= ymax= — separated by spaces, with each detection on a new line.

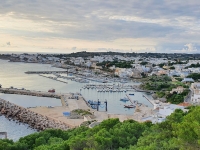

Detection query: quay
xmin=0 ymin=98 xmax=71 ymax=130
xmin=132 ymin=86 xmax=153 ymax=93
xmin=0 ymin=88 xmax=61 ymax=99
xmin=0 ymin=132 xmax=7 ymax=139
xmin=25 ymin=71 xmax=68 ymax=74
xmin=39 ymin=74 xmax=68 ymax=84
xmin=82 ymin=84 xmax=136 ymax=92
xmin=125 ymin=94 xmax=142 ymax=106
xmin=143 ymin=94 xmax=155 ymax=105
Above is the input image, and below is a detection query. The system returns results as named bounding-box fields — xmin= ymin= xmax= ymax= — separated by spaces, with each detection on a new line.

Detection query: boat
xmin=48 ymin=88 xmax=55 ymax=93
xmin=129 ymin=93 xmax=134 ymax=96
xmin=120 ymin=97 xmax=129 ymax=102
xmin=47 ymin=106 xmax=54 ymax=108
xmin=124 ymin=105 xmax=135 ymax=108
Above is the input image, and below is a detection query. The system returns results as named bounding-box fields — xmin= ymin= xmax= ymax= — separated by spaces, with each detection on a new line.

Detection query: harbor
xmin=0 ymin=98 xmax=70 ymax=130
xmin=0 ymin=59 xmax=154 ymax=140
xmin=0 ymin=87 xmax=61 ymax=98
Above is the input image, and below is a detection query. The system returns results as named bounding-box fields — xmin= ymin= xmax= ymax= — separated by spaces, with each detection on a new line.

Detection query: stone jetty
xmin=25 ymin=71 xmax=68 ymax=74
xmin=0 ymin=99 xmax=70 ymax=131
xmin=0 ymin=88 xmax=61 ymax=99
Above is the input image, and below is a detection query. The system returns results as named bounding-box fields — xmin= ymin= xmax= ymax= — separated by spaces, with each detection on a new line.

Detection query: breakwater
xmin=0 ymin=99 xmax=70 ymax=131
xmin=25 ymin=71 xmax=67 ymax=74
xmin=39 ymin=74 xmax=68 ymax=84
xmin=0 ymin=88 xmax=61 ymax=99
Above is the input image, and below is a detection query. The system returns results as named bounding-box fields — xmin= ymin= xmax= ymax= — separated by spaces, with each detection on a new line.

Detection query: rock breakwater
xmin=0 ymin=99 xmax=69 ymax=131
xmin=0 ymin=88 xmax=61 ymax=99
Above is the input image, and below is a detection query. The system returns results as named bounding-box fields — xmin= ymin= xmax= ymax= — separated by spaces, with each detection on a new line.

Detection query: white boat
xmin=120 ymin=97 xmax=129 ymax=102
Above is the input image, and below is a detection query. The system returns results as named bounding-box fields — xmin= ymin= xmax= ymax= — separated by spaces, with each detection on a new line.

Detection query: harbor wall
xmin=0 ymin=98 xmax=70 ymax=131
xmin=0 ymin=88 xmax=61 ymax=99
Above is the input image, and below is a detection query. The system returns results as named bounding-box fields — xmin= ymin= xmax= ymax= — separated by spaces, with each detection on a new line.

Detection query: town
xmin=1 ymin=51 xmax=200 ymax=124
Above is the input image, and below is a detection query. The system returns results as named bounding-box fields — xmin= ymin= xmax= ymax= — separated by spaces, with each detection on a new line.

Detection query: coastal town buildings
xmin=170 ymin=86 xmax=185 ymax=94
xmin=142 ymin=103 xmax=188 ymax=123
xmin=190 ymin=82 xmax=200 ymax=104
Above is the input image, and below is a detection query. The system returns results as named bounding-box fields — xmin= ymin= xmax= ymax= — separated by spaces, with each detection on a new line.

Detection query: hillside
xmin=1 ymin=106 xmax=200 ymax=150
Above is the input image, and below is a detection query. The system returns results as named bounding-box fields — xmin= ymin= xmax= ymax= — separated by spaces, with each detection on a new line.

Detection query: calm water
xmin=0 ymin=115 xmax=37 ymax=141
xmin=0 ymin=94 xmax=62 ymax=107
xmin=0 ymin=59 xmax=153 ymax=140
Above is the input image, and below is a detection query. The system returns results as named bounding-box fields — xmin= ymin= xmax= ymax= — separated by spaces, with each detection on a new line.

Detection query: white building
xmin=191 ymin=82 xmax=200 ymax=103
xmin=142 ymin=104 xmax=187 ymax=124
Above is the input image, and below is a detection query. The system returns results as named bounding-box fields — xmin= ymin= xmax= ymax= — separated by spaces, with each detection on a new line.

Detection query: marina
xmin=0 ymin=59 xmax=153 ymax=140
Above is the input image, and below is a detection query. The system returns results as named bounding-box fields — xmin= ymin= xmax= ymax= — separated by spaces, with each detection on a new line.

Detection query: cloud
xmin=182 ymin=43 xmax=197 ymax=52
xmin=0 ymin=0 xmax=200 ymax=52
xmin=172 ymin=43 xmax=198 ymax=53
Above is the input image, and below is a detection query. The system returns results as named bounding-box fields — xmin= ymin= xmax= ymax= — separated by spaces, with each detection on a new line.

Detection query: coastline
xmin=0 ymin=58 xmax=155 ymax=137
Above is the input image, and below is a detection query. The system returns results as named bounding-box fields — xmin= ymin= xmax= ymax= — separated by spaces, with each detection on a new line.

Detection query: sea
xmin=0 ymin=59 xmax=153 ymax=141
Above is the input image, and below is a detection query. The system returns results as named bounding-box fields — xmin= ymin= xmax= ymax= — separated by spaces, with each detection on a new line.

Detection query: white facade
xmin=191 ymin=82 xmax=200 ymax=103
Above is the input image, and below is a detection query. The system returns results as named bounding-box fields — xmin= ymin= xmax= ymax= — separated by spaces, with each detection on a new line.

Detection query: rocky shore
xmin=0 ymin=99 xmax=70 ymax=131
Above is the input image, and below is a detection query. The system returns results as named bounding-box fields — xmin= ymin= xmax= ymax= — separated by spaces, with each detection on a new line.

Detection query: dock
xmin=60 ymin=95 xmax=67 ymax=107
xmin=126 ymin=94 xmax=133 ymax=104
xmin=25 ymin=71 xmax=68 ymax=74
xmin=0 ymin=88 xmax=61 ymax=99
xmin=39 ymin=74 xmax=68 ymax=84
xmin=143 ymin=94 xmax=154 ymax=105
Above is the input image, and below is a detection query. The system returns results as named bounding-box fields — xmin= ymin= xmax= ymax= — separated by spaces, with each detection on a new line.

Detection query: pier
xmin=39 ymin=74 xmax=68 ymax=84
xmin=25 ymin=71 xmax=68 ymax=74
xmin=0 ymin=88 xmax=61 ymax=99
xmin=143 ymin=94 xmax=154 ymax=105
xmin=126 ymin=94 xmax=134 ymax=104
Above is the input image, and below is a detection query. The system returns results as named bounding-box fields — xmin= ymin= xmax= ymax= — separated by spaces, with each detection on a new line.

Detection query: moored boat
xmin=120 ymin=97 xmax=129 ymax=102
xmin=124 ymin=104 xmax=135 ymax=108
xmin=48 ymin=88 xmax=55 ymax=93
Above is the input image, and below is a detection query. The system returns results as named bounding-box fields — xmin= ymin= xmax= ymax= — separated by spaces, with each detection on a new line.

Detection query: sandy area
xmin=29 ymin=95 xmax=94 ymax=128
xmin=29 ymin=93 xmax=153 ymax=128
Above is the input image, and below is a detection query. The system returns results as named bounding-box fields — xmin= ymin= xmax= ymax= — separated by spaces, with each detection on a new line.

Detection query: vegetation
xmin=96 ymin=60 xmax=133 ymax=68
xmin=169 ymin=66 xmax=175 ymax=70
xmin=141 ymin=76 xmax=190 ymax=104
xmin=141 ymin=72 xmax=147 ymax=78
xmin=185 ymin=63 xmax=200 ymax=68
xmin=141 ymin=75 xmax=173 ymax=91
xmin=1 ymin=106 xmax=200 ymax=149
xmin=168 ymin=60 xmax=187 ymax=66
xmin=187 ymin=73 xmax=200 ymax=81
xmin=166 ymin=90 xmax=190 ymax=104
xmin=72 ymin=109 xmax=92 ymax=116
xmin=175 ymin=77 xmax=183 ymax=82
xmin=140 ymin=61 xmax=148 ymax=65
xmin=158 ymin=63 xmax=165 ymax=68
xmin=156 ymin=91 xmax=165 ymax=98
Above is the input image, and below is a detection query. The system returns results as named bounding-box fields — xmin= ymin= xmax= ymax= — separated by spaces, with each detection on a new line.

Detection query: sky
xmin=0 ymin=0 xmax=200 ymax=53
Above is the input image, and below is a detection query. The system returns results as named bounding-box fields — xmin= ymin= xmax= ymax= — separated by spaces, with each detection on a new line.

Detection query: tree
xmin=35 ymin=137 xmax=46 ymax=147
xmin=174 ymin=107 xmax=200 ymax=149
